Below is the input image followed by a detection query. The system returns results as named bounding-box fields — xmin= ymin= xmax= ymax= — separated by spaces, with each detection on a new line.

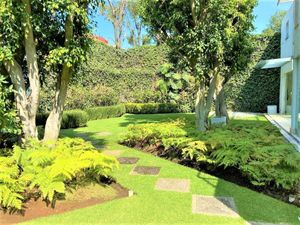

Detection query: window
xmin=286 ymin=20 xmax=289 ymax=40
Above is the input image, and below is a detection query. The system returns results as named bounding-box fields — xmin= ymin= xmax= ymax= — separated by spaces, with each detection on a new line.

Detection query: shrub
xmin=0 ymin=138 xmax=118 ymax=211
xmin=125 ymin=103 xmax=179 ymax=114
xmin=39 ymin=85 xmax=119 ymax=113
xmin=121 ymin=117 xmax=300 ymax=191
xmin=85 ymin=104 xmax=126 ymax=120
xmin=61 ymin=110 xmax=89 ymax=129
xmin=36 ymin=110 xmax=88 ymax=129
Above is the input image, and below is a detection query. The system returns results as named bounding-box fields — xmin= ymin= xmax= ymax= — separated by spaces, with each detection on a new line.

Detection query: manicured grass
xmin=22 ymin=114 xmax=300 ymax=225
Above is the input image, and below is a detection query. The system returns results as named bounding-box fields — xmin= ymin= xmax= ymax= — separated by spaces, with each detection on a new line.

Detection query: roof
xmin=256 ymin=57 xmax=292 ymax=69
xmin=277 ymin=0 xmax=294 ymax=4
xmin=91 ymin=35 xmax=109 ymax=44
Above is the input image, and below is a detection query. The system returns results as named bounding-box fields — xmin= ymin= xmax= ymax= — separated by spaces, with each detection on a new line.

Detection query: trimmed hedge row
xmin=125 ymin=103 xmax=179 ymax=114
xmin=37 ymin=105 xmax=126 ymax=129
xmin=36 ymin=110 xmax=89 ymax=129
xmin=85 ymin=104 xmax=126 ymax=120
xmin=37 ymin=103 xmax=182 ymax=129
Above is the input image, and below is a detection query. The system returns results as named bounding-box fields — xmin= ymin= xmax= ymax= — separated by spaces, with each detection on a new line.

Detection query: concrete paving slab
xmin=131 ymin=166 xmax=160 ymax=175
xmin=155 ymin=178 xmax=190 ymax=193
xmin=192 ymin=195 xmax=239 ymax=217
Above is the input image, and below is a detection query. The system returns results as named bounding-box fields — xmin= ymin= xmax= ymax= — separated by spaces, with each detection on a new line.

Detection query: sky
xmin=91 ymin=0 xmax=293 ymax=49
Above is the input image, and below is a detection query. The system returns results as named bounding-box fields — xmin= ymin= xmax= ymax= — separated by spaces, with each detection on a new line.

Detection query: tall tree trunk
xmin=43 ymin=14 xmax=74 ymax=141
xmin=215 ymin=75 xmax=229 ymax=120
xmin=195 ymin=74 xmax=217 ymax=131
xmin=22 ymin=0 xmax=40 ymax=138
xmin=3 ymin=0 xmax=40 ymax=140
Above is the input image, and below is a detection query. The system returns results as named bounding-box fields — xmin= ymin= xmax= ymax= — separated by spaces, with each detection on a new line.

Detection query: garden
xmin=0 ymin=0 xmax=300 ymax=225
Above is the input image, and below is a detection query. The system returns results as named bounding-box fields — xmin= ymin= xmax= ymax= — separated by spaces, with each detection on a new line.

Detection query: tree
xmin=0 ymin=0 xmax=99 ymax=141
xmin=141 ymin=0 xmax=256 ymax=131
xmin=126 ymin=0 xmax=143 ymax=47
xmin=101 ymin=0 xmax=127 ymax=49
xmin=262 ymin=10 xmax=287 ymax=36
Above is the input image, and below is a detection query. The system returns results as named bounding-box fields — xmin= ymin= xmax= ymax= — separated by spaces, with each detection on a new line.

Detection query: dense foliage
xmin=0 ymin=75 xmax=20 ymax=147
xmin=125 ymin=103 xmax=179 ymax=114
xmin=71 ymin=42 xmax=170 ymax=102
xmin=140 ymin=0 xmax=257 ymax=131
xmin=225 ymin=33 xmax=281 ymax=112
xmin=0 ymin=138 xmax=118 ymax=211
xmin=121 ymin=117 xmax=300 ymax=191
xmin=39 ymin=85 xmax=120 ymax=112
xmin=37 ymin=110 xmax=88 ymax=129
xmin=85 ymin=104 xmax=126 ymax=120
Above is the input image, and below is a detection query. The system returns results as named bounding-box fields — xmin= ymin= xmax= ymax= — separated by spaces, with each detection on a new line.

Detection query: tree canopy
xmin=140 ymin=0 xmax=257 ymax=130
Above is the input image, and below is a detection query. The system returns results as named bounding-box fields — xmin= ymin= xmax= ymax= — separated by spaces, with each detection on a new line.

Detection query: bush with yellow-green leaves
xmin=0 ymin=138 xmax=118 ymax=211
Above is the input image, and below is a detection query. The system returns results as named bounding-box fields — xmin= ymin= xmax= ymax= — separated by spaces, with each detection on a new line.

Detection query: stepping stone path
xmin=155 ymin=178 xmax=190 ymax=193
xmin=131 ymin=166 xmax=161 ymax=175
xmin=118 ymin=157 xmax=139 ymax=164
xmin=97 ymin=132 xmax=112 ymax=137
xmin=247 ymin=222 xmax=289 ymax=225
xmin=102 ymin=150 xmax=124 ymax=157
xmin=192 ymin=195 xmax=239 ymax=217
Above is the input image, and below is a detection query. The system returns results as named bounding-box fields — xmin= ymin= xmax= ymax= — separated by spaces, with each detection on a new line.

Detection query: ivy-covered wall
xmin=70 ymin=34 xmax=280 ymax=113
xmin=72 ymin=42 xmax=170 ymax=101
xmin=225 ymin=33 xmax=281 ymax=113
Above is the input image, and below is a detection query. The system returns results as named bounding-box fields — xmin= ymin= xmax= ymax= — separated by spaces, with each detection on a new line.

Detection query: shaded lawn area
xmin=22 ymin=114 xmax=300 ymax=225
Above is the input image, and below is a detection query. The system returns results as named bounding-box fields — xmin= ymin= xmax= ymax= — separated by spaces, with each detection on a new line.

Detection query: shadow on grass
xmin=60 ymin=129 xmax=108 ymax=150
xmin=119 ymin=113 xmax=195 ymax=127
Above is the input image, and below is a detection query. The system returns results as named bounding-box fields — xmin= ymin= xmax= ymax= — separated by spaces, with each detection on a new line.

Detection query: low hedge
xmin=125 ymin=103 xmax=179 ymax=114
xmin=36 ymin=110 xmax=88 ymax=129
xmin=85 ymin=104 xmax=126 ymax=120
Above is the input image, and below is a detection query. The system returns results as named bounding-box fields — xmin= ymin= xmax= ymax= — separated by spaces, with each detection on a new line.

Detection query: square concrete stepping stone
xmin=247 ymin=222 xmax=288 ymax=225
xmin=155 ymin=178 xmax=190 ymax=193
xmin=102 ymin=150 xmax=124 ymax=157
xmin=131 ymin=166 xmax=160 ymax=175
xmin=192 ymin=195 xmax=239 ymax=218
xmin=97 ymin=132 xmax=112 ymax=137
xmin=118 ymin=157 xmax=139 ymax=164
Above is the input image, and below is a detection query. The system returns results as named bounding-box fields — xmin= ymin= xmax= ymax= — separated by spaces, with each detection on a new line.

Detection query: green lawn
xmin=22 ymin=114 xmax=300 ymax=225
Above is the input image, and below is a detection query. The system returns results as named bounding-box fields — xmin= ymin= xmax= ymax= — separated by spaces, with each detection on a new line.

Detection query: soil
xmin=133 ymin=144 xmax=300 ymax=207
xmin=0 ymin=182 xmax=128 ymax=225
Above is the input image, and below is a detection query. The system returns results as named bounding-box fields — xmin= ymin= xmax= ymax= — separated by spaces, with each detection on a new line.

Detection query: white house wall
xmin=281 ymin=3 xmax=294 ymax=58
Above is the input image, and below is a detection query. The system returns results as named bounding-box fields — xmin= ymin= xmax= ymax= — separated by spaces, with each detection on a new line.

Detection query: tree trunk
xmin=2 ymin=0 xmax=40 ymax=140
xmin=195 ymin=74 xmax=217 ymax=131
xmin=3 ymin=60 xmax=36 ymax=139
xmin=21 ymin=0 xmax=40 ymax=138
xmin=215 ymin=75 xmax=229 ymax=120
xmin=215 ymin=87 xmax=229 ymax=119
xmin=43 ymin=14 xmax=74 ymax=141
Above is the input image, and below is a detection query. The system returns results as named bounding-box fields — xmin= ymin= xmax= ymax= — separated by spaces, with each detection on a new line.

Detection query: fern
xmin=0 ymin=138 xmax=118 ymax=210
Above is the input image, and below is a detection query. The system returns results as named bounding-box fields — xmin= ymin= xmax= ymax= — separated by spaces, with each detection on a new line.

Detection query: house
xmin=91 ymin=35 xmax=109 ymax=44
xmin=259 ymin=0 xmax=300 ymax=138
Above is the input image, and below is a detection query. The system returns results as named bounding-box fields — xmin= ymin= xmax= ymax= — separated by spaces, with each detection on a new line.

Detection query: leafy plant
xmin=85 ymin=104 xmax=126 ymax=120
xmin=0 ymin=75 xmax=20 ymax=148
xmin=121 ymin=117 xmax=300 ymax=191
xmin=0 ymin=138 xmax=118 ymax=211
xmin=124 ymin=103 xmax=179 ymax=114
xmin=157 ymin=63 xmax=194 ymax=104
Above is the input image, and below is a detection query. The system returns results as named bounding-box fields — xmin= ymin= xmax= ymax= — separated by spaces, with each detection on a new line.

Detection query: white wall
xmin=281 ymin=3 xmax=295 ymax=58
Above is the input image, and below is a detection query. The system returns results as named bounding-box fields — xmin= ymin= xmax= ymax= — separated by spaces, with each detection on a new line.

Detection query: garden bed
xmin=120 ymin=116 xmax=300 ymax=207
xmin=0 ymin=182 xmax=128 ymax=225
